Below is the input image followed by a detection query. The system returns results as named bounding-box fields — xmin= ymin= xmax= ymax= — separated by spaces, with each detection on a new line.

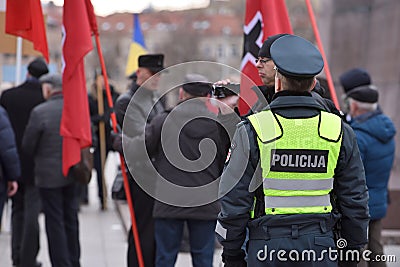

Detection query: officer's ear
xmin=308 ymin=78 xmax=317 ymax=92
xmin=275 ymin=74 xmax=282 ymax=92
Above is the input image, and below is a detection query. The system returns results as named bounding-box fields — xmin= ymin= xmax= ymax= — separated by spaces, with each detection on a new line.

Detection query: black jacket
xmin=0 ymin=107 xmax=21 ymax=182
xmin=139 ymin=98 xmax=229 ymax=220
xmin=217 ymin=91 xmax=369 ymax=255
xmin=88 ymin=85 xmax=119 ymax=152
xmin=0 ymin=78 xmax=45 ymax=184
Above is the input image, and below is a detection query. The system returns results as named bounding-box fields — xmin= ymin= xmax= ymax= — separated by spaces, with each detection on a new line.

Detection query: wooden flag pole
xmin=305 ymin=0 xmax=341 ymax=109
xmin=94 ymin=35 xmax=145 ymax=267
xmin=95 ymin=74 xmax=108 ymax=210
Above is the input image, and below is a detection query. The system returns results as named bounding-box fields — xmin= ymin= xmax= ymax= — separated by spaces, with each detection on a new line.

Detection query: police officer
xmin=216 ymin=34 xmax=369 ymax=267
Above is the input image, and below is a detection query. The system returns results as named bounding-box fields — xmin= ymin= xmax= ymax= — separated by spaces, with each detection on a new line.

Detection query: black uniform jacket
xmin=217 ymin=91 xmax=369 ymax=256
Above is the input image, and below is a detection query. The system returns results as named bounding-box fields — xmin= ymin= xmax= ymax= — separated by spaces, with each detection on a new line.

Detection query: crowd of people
xmin=0 ymin=32 xmax=396 ymax=267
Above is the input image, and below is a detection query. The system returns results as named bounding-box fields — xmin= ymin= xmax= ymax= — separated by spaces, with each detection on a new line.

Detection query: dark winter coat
xmin=350 ymin=109 xmax=396 ymax=220
xmin=0 ymin=78 xmax=45 ymax=184
xmin=88 ymin=85 xmax=119 ymax=152
xmin=0 ymin=106 xmax=21 ymax=182
xmin=144 ymin=98 xmax=229 ymax=220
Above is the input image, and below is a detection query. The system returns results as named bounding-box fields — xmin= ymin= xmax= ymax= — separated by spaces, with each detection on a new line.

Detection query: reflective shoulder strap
xmin=319 ymin=111 xmax=342 ymax=142
xmin=247 ymin=110 xmax=282 ymax=143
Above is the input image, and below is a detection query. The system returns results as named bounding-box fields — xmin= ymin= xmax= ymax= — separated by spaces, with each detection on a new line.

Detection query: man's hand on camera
xmin=214 ymin=95 xmax=240 ymax=115
xmin=214 ymin=79 xmax=232 ymax=86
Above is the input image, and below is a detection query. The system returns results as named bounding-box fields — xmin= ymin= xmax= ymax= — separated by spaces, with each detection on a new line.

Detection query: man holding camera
xmin=215 ymin=34 xmax=339 ymax=137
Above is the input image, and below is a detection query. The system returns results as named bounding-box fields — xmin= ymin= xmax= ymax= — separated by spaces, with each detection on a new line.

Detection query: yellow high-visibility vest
xmin=248 ymin=110 xmax=342 ymax=216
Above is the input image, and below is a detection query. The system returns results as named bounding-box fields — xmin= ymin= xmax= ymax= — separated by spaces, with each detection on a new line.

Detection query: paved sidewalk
xmin=0 ymin=183 xmax=127 ymax=267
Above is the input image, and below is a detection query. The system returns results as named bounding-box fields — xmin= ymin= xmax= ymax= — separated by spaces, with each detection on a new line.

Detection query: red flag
xmin=239 ymin=0 xmax=293 ymax=114
xmin=5 ymin=0 xmax=49 ymax=62
xmin=61 ymin=0 xmax=97 ymax=176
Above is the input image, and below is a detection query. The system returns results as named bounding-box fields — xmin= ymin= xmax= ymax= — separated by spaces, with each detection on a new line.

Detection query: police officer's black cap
xmin=339 ymin=68 xmax=371 ymax=93
xmin=138 ymin=54 xmax=165 ymax=73
xmin=270 ymin=35 xmax=324 ymax=79
xmin=258 ymin=34 xmax=288 ymax=58
xmin=182 ymin=74 xmax=212 ymax=97
xmin=346 ymin=85 xmax=378 ymax=103
xmin=27 ymin=58 xmax=49 ymax=78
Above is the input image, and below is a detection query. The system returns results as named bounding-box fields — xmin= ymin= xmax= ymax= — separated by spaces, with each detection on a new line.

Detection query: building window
xmin=203 ymin=46 xmax=211 ymax=57
xmin=231 ymin=44 xmax=239 ymax=56
xmin=116 ymin=22 xmax=125 ymax=31
xmin=217 ymin=44 xmax=224 ymax=58
xmin=101 ymin=22 xmax=111 ymax=31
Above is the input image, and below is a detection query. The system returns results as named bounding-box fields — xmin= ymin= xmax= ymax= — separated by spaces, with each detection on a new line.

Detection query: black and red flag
xmin=239 ymin=0 xmax=293 ymax=114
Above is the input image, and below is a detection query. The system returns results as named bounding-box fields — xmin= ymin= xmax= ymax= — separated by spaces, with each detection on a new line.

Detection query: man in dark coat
xmin=133 ymin=74 xmax=229 ymax=266
xmin=22 ymin=73 xmax=81 ymax=267
xmin=0 ymin=106 xmax=20 ymax=224
xmin=87 ymin=75 xmax=120 ymax=210
xmin=114 ymin=54 xmax=165 ymax=267
xmin=0 ymin=57 xmax=48 ymax=267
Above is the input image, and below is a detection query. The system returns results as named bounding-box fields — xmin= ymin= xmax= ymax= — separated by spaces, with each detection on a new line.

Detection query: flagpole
xmin=305 ymin=0 xmax=340 ymax=109
xmin=15 ymin=37 xmax=22 ymax=85
xmin=95 ymin=74 xmax=108 ymax=210
xmin=94 ymin=35 xmax=145 ymax=267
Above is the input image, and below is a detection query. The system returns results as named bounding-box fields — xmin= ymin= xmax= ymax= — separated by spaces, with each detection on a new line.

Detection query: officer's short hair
xmin=276 ymin=71 xmax=315 ymax=92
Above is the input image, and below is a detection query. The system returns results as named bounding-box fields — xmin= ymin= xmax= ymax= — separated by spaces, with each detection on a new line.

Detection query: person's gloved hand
xmin=110 ymin=131 xmax=123 ymax=153
xmin=92 ymin=114 xmax=106 ymax=124
xmin=222 ymin=250 xmax=246 ymax=267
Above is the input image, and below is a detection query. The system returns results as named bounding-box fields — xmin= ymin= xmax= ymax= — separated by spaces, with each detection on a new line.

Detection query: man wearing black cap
xmin=0 ymin=57 xmax=48 ymax=267
xmin=343 ymin=72 xmax=396 ymax=267
xmin=339 ymin=68 xmax=373 ymax=122
xmin=123 ymin=74 xmax=228 ymax=267
xmin=216 ymin=34 xmax=287 ymax=133
xmin=217 ymin=33 xmax=340 ymax=138
xmin=114 ymin=54 xmax=165 ymax=267
xmin=216 ymin=35 xmax=369 ymax=267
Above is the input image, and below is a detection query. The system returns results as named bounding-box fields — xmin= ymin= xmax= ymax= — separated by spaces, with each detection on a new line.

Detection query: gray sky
xmin=42 ymin=0 xmax=210 ymax=16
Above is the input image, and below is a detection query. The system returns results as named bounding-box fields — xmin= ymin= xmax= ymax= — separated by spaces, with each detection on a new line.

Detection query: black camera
xmin=212 ymin=83 xmax=240 ymax=98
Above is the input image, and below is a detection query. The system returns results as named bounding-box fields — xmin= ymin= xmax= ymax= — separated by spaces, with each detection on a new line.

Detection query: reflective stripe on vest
xmin=248 ymin=110 xmax=342 ymax=216
xmin=263 ymin=178 xmax=334 ymax=191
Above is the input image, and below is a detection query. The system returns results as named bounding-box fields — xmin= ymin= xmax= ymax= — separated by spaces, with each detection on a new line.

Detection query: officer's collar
xmin=267 ymin=90 xmax=325 ymax=110
xmin=251 ymin=85 xmax=275 ymax=103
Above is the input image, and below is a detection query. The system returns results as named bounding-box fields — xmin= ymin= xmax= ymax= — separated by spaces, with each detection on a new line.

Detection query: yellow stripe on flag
xmin=125 ymin=42 xmax=147 ymax=76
